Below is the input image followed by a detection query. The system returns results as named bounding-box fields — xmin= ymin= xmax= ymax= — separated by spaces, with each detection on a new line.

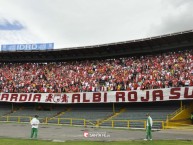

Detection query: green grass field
xmin=0 ymin=139 xmax=192 ymax=145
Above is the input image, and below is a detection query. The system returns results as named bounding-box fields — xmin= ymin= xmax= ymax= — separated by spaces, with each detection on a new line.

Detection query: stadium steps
xmin=3 ymin=106 xmax=24 ymax=116
xmin=99 ymin=104 xmax=180 ymax=129
xmin=96 ymin=108 xmax=126 ymax=127
xmin=166 ymin=103 xmax=193 ymax=128
xmin=44 ymin=107 xmax=72 ymax=123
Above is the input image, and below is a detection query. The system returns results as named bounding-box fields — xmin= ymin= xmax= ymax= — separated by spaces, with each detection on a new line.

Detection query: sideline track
xmin=0 ymin=123 xmax=193 ymax=141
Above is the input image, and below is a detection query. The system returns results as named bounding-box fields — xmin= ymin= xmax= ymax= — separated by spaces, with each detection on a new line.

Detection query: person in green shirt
xmin=144 ymin=113 xmax=153 ymax=141
xmin=30 ymin=115 xmax=40 ymax=139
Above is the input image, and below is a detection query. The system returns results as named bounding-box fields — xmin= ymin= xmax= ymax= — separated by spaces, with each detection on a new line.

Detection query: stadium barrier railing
xmin=167 ymin=105 xmax=186 ymax=121
xmin=0 ymin=116 xmax=165 ymax=129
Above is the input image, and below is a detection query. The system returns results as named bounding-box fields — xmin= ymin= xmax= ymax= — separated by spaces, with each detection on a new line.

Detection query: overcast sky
xmin=0 ymin=0 xmax=193 ymax=49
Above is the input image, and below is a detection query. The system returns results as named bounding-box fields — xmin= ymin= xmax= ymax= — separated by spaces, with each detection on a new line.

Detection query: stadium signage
xmin=1 ymin=43 xmax=54 ymax=51
xmin=0 ymin=87 xmax=192 ymax=103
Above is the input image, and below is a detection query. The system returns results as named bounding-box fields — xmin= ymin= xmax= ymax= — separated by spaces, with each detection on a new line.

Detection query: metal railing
xmin=167 ymin=105 xmax=186 ymax=120
xmin=0 ymin=116 xmax=165 ymax=129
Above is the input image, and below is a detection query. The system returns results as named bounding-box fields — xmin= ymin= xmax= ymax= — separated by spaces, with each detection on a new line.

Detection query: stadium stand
xmin=0 ymin=100 xmax=188 ymax=129
xmin=0 ymin=105 xmax=12 ymax=116
xmin=0 ymin=30 xmax=192 ymax=129
xmin=100 ymin=102 xmax=181 ymax=129
xmin=0 ymin=49 xmax=192 ymax=93
xmin=0 ymin=102 xmax=66 ymax=122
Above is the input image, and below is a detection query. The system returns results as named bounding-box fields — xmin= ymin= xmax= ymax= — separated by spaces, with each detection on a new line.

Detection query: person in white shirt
xmin=144 ymin=113 xmax=153 ymax=141
xmin=30 ymin=115 xmax=40 ymax=139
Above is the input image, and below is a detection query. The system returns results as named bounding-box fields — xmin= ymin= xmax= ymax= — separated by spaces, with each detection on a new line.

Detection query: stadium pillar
xmin=70 ymin=119 xmax=72 ymax=126
xmin=58 ymin=118 xmax=60 ymax=124
xmin=11 ymin=103 xmax=14 ymax=112
xmin=84 ymin=119 xmax=86 ymax=127
xmin=127 ymin=121 xmax=130 ymax=128
xmin=112 ymin=120 xmax=114 ymax=128
xmin=45 ymin=117 xmax=48 ymax=124
xmin=18 ymin=117 xmax=20 ymax=123
xmin=180 ymin=101 xmax=183 ymax=110
xmin=144 ymin=121 xmax=146 ymax=129
xmin=162 ymin=121 xmax=165 ymax=129
xmin=113 ymin=103 xmax=115 ymax=114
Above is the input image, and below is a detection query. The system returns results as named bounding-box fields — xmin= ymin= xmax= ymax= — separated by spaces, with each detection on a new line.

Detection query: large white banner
xmin=0 ymin=87 xmax=192 ymax=104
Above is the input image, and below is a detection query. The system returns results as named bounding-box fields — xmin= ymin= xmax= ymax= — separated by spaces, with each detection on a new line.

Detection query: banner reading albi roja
xmin=0 ymin=87 xmax=192 ymax=104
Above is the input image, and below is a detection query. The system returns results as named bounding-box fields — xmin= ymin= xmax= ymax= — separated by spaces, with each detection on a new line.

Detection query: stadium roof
xmin=0 ymin=30 xmax=193 ymax=62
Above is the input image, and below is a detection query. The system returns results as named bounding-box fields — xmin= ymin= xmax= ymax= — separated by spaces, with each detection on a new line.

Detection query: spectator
xmin=0 ymin=49 xmax=192 ymax=93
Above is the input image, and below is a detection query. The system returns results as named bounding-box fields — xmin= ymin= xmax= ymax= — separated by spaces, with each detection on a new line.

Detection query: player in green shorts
xmin=144 ymin=113 xmax=153 ymax=141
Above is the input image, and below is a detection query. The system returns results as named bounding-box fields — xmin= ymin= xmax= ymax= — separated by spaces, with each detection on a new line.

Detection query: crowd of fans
xmin=0 ymin=49 xmax=192 ymax=93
